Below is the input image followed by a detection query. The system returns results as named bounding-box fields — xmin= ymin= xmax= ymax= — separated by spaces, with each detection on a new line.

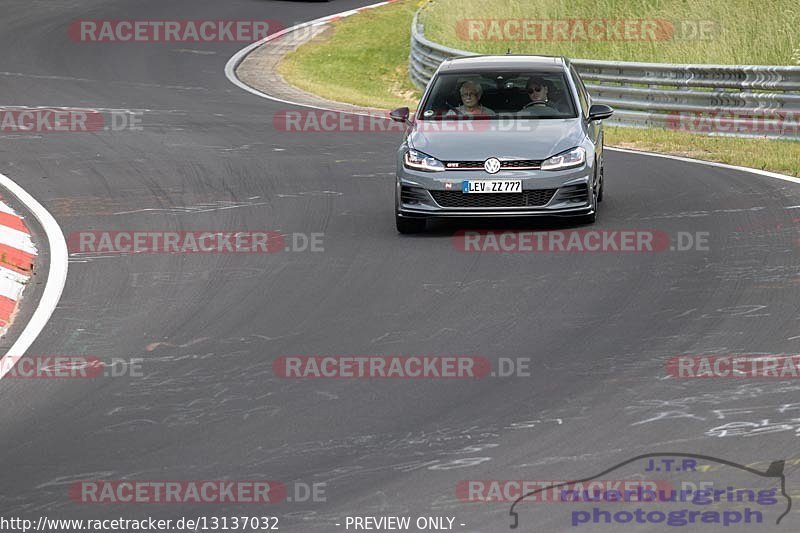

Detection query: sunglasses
xmin=527 ymin=86 xmax=545 ymax=93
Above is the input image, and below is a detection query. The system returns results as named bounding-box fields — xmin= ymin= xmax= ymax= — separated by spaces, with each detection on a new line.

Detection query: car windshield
xmin=419 ymin=71 xmax=577 ymax=120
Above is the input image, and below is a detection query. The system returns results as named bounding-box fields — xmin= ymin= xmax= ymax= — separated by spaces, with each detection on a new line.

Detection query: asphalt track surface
xmin=1 ymin=1 xmax=800 ymax=532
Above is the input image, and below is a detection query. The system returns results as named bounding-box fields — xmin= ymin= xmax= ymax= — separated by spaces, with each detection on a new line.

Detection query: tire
xmin=396 ymin=214 xmax=426 ymax=234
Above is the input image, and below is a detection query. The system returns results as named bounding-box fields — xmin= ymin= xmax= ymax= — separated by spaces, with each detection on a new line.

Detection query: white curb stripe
xmin=0 ymin=265 xmax=30 ymax=285
xmin=0 ymin=272 xmax=26 ymax=302
xmin=0 ymin=223 xmax=36 ymax=254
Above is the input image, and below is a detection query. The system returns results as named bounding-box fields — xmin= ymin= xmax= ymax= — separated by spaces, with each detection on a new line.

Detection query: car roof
xmin=438 ymin=55 xmax=568 ymax=74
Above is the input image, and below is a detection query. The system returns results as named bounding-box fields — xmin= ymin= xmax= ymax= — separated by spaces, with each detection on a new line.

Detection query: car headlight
xmin=541 ymin=147 xmax=586 ymax=171
xmin=404 ymin=149 xmax=445 ymax=172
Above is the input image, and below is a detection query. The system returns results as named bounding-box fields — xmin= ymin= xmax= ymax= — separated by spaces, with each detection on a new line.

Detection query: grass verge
xmin=277 ymin=0 xmax=423 ymax=110
xmin=278 ymin=0 xmax=800 ymax=176
xmin=605 ymin=127 xmax=800 ymax=176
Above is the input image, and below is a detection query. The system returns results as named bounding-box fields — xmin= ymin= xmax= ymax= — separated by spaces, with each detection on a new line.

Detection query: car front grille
xmin=430 ymin=189 xmax=557 ymax=208
xmin=443 ymin=159 xmax=543 ymax=170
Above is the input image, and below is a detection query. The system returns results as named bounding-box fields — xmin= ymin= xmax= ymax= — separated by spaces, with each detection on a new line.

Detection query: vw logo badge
xmin=484 ymin=158 xmax=501 ymax=174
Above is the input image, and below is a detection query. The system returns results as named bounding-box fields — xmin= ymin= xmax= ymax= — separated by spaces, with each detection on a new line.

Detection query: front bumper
xmin=396 ymin=164 xmax=594 ymax=219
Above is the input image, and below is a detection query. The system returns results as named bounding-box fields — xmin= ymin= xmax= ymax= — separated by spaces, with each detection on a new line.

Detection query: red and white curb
xmin=0 ymin=198 xmax=36 ymax=336
xmin=0 ymin=172 xmax=68 ymax=381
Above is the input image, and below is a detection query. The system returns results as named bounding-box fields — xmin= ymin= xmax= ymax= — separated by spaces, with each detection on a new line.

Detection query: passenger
xmin=447 ymin=81 xmax=496 ymax=117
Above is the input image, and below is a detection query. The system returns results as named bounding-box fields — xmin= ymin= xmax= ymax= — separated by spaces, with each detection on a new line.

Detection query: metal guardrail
xmin=409 ymin=11 xmax=800 ymax=139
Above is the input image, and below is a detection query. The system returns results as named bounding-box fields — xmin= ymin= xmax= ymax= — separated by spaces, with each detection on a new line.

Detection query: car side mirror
xmin=389 ymin=107 xmax=411 ymax=123
xmin=588 ymin=104 xmax=614 ymax=122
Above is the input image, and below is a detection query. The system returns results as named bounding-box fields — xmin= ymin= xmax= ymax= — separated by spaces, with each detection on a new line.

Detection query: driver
xmin=520 ymin=77 xmax=554 ymax=113
xmin=447 ymin=80 xmax=495 ymax=117
xmin=518 ymin=76 xmax=574 ymax=116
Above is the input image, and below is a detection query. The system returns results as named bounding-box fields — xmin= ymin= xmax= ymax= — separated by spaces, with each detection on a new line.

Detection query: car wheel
xmin=396 ymin=214 xmax=426 ymax=234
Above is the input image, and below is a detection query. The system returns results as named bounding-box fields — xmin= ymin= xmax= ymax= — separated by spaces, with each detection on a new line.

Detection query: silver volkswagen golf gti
xmin=390 ymin=55 xmax=613 ymax=233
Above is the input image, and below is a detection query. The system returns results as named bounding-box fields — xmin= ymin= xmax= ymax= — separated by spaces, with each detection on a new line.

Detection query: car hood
xmin=408 ymin=118 xmax=586 ymax=161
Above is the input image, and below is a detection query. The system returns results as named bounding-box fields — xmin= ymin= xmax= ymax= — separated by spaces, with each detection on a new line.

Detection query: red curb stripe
xmin=0 ymin=212 xmax=30 ymax=234
xmin=0 ymin=244 xmax=35 ymax=274
xmin=0 ymin=295 xmax=17 ymax=324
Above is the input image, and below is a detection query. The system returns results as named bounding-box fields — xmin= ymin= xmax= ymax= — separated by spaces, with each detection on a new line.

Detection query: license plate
xmin=462 ymin=179 xmax=522 ymax=194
